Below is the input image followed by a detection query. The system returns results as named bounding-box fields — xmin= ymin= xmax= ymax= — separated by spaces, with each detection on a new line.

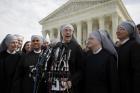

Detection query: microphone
xmin=54 ymin=47 xmax=60 ymax=61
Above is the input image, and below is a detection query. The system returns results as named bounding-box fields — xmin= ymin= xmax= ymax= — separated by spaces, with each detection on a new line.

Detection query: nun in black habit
xmin=83 ymin=30 xmax=119 ymax=93
xmin=0 ymin=34 xmax=21 ymax=93
xmin=116 ymin=21 xmax=140 ymax=93
xmin=12 ymin=35 xmax=43 ymax=93
xmin=38 ymin=24 xmax=84 ymax=93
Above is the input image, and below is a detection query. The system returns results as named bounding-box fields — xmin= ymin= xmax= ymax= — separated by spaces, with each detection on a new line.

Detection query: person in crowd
xmin=136 ymin=24 xmax=140 ymax=35
xmin=0 ymin=34 xmax=11 ymax=52
xmin=82 ymin=30 xmax=119 ymax=93
xmin=0 ymin=34 xmax=21 ymax=93
xmin=42 ymin=34 xmax=50 ymax=50
xmin=22 ymin=41 xmax=32 ymax=54
xmin=83 ymin=40 xmax=90 ymax=52
xmin=50 ymin=38 xmax=60 ymax=47
xmin=12 ymin=35 xmax=43 ymax=93
xmin=37 ymin=24 xmax=84 ymax=93
xmin=116 ymin=21 xmax=140 ymax=93
xmin=14 ymin=34 xmax=24 ymax=53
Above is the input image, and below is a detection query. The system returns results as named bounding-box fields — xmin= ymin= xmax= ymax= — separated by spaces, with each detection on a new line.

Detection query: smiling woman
xmin=0 ymin=34 xmax=21 ymax=93
xmin=116 ymin=21 xmax=140 ymax=93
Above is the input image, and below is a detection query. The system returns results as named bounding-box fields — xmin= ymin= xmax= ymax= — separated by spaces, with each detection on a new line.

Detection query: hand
xmin=66 ymin=81 xmax=72 ymax=89
xmin=61 ymin=80 xmax=72 ymax=90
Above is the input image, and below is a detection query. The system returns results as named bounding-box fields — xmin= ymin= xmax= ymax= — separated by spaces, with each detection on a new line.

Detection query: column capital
xmin=87 ymin=18 xmax=93 ymax=23
xmin=75 ymin=21 xmax=82 ymax=25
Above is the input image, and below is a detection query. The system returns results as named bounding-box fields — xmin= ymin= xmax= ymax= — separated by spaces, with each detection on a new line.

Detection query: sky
xmin=0 ymin=0 xmax=140 ymax=43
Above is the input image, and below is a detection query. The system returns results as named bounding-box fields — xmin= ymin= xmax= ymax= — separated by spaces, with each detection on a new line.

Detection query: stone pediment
xmin=42 ymin=0 xmax=111 ymax=22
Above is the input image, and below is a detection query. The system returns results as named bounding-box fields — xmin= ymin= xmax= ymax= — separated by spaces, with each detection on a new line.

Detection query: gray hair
xmin=14 ymin=34 xmax=24 ymax=40
xmin=60 ymin=24 xmax=74 ymax=32
xmin=60 ymin=24 xmax=77 ymax=42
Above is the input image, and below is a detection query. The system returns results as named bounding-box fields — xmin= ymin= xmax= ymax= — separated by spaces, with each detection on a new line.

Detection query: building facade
xmin=39 ymin=0 xmax=131 ymax=45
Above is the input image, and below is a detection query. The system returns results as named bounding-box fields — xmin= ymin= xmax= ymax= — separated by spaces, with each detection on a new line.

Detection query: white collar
xmin=120 ymin=38 xmax=130 ymax=45
xmin=33 ymin=50 xmax=41 ymax=54
xmin=93 ymin=47 xmax=102 ymax=54
xmin=16 ymin=48 xmax=20 ymax=52
xmin=6 ymin=50 xmax=16 ymax=54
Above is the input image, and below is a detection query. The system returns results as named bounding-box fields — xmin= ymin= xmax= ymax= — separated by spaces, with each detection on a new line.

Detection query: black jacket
xmin=12 ymin=51 xmax=40 ymax=93
xmin=39 ymin=40 xmax=84 ymax=93
xmin=0 ymin=51 xmax=21 ymax=93
xmin=116 ymin=39 xmax=140 ymax=93
xmin=83 ymin=49 xmax=119 ymax=93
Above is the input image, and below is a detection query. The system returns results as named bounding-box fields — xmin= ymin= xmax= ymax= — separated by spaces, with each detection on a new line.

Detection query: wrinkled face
xmin=87 ymin=35 xmax=101 ymax=49
xmin=7 ymin=39 xmax=18 ymax=52
xmin=17 ymin=37 xmax=23 ymax=49
xmin=25 ymin=42 xmax=31 ymax=52
xmin=31 ymin=38 xmax=42 ymax=50
xmin=62 ymin=27 xmax=74 ymax=43
xmin=116 ymin=26 xmax=129 ymax=41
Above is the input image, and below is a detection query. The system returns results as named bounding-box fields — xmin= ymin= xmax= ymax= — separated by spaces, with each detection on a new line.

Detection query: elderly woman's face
xmin=116 ymin=26 xmax=129 ymax=41
xmin=17 ymin=37 xmax=24 ymax=49
xmin=7 ymin=39 xmax=18 ymax=51
xmin=62 ymin=27 xmax=74 ymax=42
xmin=87 ymin=35 xmax=101 ymax=49
xmin=31 ymin=38 xmax=42 ymax=49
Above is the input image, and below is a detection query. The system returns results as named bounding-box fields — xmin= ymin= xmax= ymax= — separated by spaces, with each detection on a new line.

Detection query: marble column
xmin=99 ymin=16 xmax=105 ymax=30
xmin=87 ymin=19 xmax=93 ymax=36
xmin=76 ymin=21 xmax=82 ymax=45
xmin=112 ymin=13 xmax=119 ymax=42
xmin=92 ymin=20 xmax=98 ymax=31
xmin=49 ymin=29 xmax=54 ymax=39
xmin=57 ymin=26 xmax=61 ymax=41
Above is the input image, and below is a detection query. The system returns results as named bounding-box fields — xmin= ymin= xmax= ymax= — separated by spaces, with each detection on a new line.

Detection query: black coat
xmin=83 ymin=49 xmax=119 ymax=93
xmin=12 ymin=51 xmax=40 ymax=93
xmin=116 ymin=39 xmax=140 ymax=93
xmin=0 ymin=51 xmax=21 ymax=93
xmin=39 ymin=40 xmax=84 ymax=93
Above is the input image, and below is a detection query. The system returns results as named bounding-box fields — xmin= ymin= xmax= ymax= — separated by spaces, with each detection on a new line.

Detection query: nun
xmin=116 ymin=21 xmax=140 ymax=93
xmin=0 ymin=34 xmax=21 ymax=93
xmin=12 ymin=35 xmax=43 ymax=93
xmin=14 ymin=34 xmax=24 ymax=54
xmin=42 ymin=34 xmax=50 ymax=50
xmin=42 ymin=24 xmax=84 ymax=93
xmin=83 ymin=30 xmax=119 ymax=93
xmin=0 ymin=34 xmax=11 ymax=52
